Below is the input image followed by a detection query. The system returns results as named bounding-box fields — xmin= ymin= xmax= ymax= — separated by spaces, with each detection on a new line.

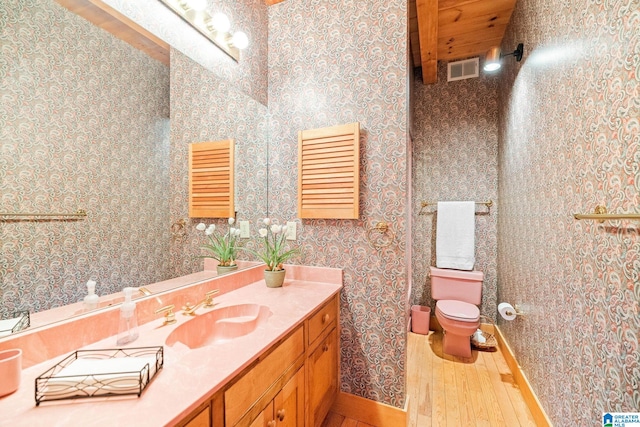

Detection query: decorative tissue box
xmin=35 ymin=346 xmax=163 ymax=405
xmin=0 ymin=311 xmax=30 ymax=337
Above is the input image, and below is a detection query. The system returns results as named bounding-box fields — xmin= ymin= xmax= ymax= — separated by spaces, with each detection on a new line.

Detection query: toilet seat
xmin=436 ymin=300 xmax=480 ymax=323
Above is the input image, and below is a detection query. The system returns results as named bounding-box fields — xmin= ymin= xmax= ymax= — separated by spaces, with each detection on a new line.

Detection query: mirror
xmin=0 ymin=0 xmax=268 ymax=334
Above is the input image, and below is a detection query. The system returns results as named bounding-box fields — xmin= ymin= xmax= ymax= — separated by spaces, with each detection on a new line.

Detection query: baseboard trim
xmin=331 ymin=391 xmax=408 ymax=426
xmin=494 ymin=325 xmax=553 ymax=427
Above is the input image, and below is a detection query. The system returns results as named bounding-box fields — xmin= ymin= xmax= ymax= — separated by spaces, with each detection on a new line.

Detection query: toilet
xmin=430 ymin=267 xmax=483 ymax=358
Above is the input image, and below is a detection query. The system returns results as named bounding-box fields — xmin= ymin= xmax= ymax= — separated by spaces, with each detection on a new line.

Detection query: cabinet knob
xmin=267 ymin=421 xmax=276 ymax=427
xmin=277 ymin=409 xmax=286 ymax=421
xmin=322 ymin=313 xmax=330 ymax=324
xmin=323 ymin=343 xmax=329 ymax=352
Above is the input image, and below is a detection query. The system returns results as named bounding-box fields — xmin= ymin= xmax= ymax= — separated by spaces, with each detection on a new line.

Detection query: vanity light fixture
xmin=158 ymin=0 xmax=249 ymax=62
xmin=483 ymin=43 xmax=524 ymax=72
xmin=186 ymin=0 xmax=208 ymax=12
xmin=231 ymin=31 xmax=249 ymax=50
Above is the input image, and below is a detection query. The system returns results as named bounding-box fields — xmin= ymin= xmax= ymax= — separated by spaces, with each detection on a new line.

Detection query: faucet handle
xmin=139 ymin=287 xmax=152 ymax=296
xmin=203 ymin=289 xmax=220 ymax=308
xmin=182 ymin=302 xmax=196 ymax=315
xmin=155 ymin=304 xmax=176 ymax=325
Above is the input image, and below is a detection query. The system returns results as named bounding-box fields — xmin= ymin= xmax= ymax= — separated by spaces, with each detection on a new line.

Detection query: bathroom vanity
xmin=0 ymin=265 xmax=342 ymax=427
xmin=179 ymin=295 xmax=339 ymax=427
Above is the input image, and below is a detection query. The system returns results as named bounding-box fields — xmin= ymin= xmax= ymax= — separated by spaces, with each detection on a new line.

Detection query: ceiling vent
xmin=447 ymin=58 xmax=479 ymax=82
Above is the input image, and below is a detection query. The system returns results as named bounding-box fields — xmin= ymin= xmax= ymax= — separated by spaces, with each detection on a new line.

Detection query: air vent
xmin=447 ymin=58 xmax=479 ymax=82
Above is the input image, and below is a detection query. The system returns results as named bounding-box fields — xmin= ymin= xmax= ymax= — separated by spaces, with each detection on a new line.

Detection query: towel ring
xmin=366 ymin=221 xmax=395 ymax=249
xmin=171 ymin=218 xmax=187 ymax=238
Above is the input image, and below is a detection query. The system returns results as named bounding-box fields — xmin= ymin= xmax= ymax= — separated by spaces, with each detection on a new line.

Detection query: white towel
xmin=436 ymin=201 xmax=476 ymax=270
xmin=43 ymin=357 xmax=158 ymax=396
xmin=0 ymin=316 xmax=22 ymax=337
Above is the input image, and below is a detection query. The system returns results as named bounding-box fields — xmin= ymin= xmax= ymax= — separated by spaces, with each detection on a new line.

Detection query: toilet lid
xmin=436 ymin=300 xmax=480 ymax=322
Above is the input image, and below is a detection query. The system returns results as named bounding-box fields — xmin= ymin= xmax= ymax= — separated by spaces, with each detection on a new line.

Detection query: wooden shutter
xmin=298 ymin=123 xmax=360 ymax=219
xmin=189 ymin=140 xmax=234 ymax=218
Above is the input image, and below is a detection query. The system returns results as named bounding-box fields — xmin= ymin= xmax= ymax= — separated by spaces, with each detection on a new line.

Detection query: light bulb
xmin=187 ymin=0 xmax=207 ymax=11
xmin=210 ymin=13 xmax=231 ymax=33
xmin=483 ymin=62 xmax=501 ymax=72
xmin=231 ymin=31 xmax=249 ymax=50
xmin=483 ymin=46 xmax=502 ymax=72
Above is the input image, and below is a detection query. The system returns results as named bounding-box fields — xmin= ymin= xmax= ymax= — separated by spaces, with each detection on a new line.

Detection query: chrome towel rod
xmin=419 ymin=200 xmax=493 ymax=215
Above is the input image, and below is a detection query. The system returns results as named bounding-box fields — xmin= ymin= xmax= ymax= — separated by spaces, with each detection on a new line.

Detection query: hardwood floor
xmin=322 ymin=412 xmax=376 ymax=427
xmin=322 ymin=331 xmax=537 ymax=427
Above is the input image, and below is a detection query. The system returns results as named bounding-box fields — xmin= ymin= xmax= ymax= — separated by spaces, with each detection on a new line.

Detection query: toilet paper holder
xmin=498 ymin=302 xmax=525 ymax=320
xmin=505 ymin=304 xmax=525 ymax=317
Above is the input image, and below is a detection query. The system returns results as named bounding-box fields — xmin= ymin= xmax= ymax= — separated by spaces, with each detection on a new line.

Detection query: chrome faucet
xmin=182 ymin=289 xmax=220 ymax=316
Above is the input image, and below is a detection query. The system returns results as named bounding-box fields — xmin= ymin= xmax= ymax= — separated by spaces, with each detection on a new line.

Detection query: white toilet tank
xmin=430 ymin=267 xmax=483 ymax=305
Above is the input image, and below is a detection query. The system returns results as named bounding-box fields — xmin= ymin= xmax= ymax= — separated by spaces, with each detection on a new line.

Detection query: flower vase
xmin=264 ymin=269 xmax=286 ymax=288
xmin=217 ymin=265 xmax=238 ymax=275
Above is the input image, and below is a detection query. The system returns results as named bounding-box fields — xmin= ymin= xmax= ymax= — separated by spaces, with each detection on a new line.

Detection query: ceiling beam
xmin=416 ymin=0 xmax=438 ymax=84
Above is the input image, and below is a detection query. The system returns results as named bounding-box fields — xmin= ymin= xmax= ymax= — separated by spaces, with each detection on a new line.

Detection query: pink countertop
xmin=0 ymin=266 xmax=342 ymax=427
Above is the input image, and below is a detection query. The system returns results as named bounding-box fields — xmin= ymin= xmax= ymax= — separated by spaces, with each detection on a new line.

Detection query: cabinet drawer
xmin=307 ymin=296 xmax=338 ymax=346
xmin=225 ymin=326 xmax=304 ymax=426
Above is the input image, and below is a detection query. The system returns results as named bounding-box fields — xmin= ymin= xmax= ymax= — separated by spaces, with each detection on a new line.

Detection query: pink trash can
xmin=411 ymin=305 xmax=431 ymax=335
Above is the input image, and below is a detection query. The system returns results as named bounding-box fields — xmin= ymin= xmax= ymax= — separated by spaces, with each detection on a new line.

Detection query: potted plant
xmin=242 ymin=218 xmax=299 ymax=287
xmin=196 ymin=218 xmax=242 ymax=274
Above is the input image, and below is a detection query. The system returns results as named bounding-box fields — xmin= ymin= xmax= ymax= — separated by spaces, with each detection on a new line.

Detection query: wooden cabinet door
xmin=183 ymin=404 xmax=210 ymax=427
xmin=249 ymin=401 xmax=274 ymax=427
xmin=307 ymin=328 xmax=338 ymax=427
xmin=274 ymin=368 xmax=305 ymax=427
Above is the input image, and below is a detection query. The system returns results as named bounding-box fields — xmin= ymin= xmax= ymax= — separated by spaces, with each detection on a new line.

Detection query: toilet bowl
xmin=430 ymin=267 xmax=483 ymax=358
xmin=435 ymin=300 xmax=480 ymax=358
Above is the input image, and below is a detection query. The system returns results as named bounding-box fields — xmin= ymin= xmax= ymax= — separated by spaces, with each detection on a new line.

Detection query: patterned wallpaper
xmin=169 ymin=48 xmax=268 ymax=277
xmin=268 ymin=0 xmax=409 ymax=407
xmin=0 ymin=0 xmax=170 ymax=318
xmin=497 ymin=0 xmax=639 ymax=424
xmin=411 ymin=63 xmax=499 ymax=318
xmin=102 ymin=0 xmax=269 ymax=105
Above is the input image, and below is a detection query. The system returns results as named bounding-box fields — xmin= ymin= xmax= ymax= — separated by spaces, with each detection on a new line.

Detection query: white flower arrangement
xmin=240 ymin=218 xmax=299 ymax=271
xmin=197 ymin=218 xmax=242 ymax=266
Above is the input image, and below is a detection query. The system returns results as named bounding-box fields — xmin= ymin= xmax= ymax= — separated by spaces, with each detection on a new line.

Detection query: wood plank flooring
xmin=322 ymin=331 xmax=537 ymax=427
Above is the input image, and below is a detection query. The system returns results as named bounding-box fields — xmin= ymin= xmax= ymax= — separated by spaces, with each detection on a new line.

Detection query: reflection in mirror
xmin=0 ymin=0 xmax=268 ymax=334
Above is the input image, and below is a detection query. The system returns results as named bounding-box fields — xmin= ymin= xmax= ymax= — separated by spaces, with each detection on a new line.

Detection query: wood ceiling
xmin=58 ymin=0 xmax=516 ymax=86
xmin=411 ymin=0 xmax=516 ymax=84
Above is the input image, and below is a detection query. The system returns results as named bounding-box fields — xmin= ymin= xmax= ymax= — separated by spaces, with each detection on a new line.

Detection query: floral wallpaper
xmin=411 ymin=63 xmax=499 ymax=319
xmin=169 ymin=48 xmax=268 ymax=277
xmin=268 ymin=0 xmax=409 ymax=408
xmin=0 ymin=0 xmax=170 ymax=318
xmin=497 ymin=0 xmax=639 ymax=424
xmin=102 ymin=0 xmax=269 ymax=105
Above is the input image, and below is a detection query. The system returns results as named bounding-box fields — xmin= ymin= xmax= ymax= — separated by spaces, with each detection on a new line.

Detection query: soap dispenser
xmin=83 ymin=280 xmax=99 ymax=311
xmin=116 ymin=287 xmax=139 ymax=346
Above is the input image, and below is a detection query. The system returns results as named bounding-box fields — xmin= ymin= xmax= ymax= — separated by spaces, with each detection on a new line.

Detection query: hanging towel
xmin=436 ymin=201 xmax=476 ymax=270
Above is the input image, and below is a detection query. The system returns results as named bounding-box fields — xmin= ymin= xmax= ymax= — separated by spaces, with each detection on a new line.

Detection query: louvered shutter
xmin=298 ymin=123 xmax=360 ymax=219
xmin=189 ymin=140 xmax=235 ymax=218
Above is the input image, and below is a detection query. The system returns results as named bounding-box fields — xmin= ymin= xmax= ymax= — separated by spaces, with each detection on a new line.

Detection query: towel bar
xmin=419 ymin=200 xmax=492 ymax=215
xmin=574 ymin=205 xmax=640 ymax=222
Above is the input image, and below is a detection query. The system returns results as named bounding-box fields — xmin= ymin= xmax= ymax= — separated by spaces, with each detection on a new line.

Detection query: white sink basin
xmin=165 ymin=304 xmax=271 ymax=349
